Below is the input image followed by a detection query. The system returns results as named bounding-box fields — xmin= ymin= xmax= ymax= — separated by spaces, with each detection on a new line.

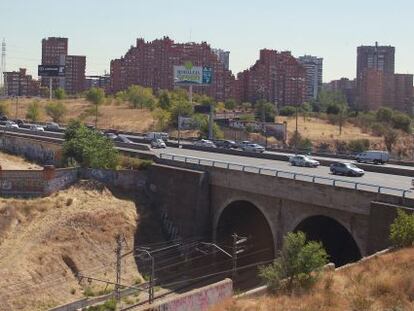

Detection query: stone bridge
xmin=148 ymin=159 xmax=414 ymax=266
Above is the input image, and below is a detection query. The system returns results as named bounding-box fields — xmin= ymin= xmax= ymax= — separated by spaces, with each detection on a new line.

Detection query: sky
xmin=1 ymin=0 xmax=414 ymax=82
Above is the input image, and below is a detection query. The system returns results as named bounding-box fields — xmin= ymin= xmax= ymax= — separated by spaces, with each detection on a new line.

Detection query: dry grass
xmin=0 ymin=151 xmax=42 ymax=170
xmin=2 ymin=98 xmax=154 ymax=132
xmin=0 ymin=180 xmax=142 ymax=311
xmin=212 ymin=247 xmax=414 ymax=311
xmin=277 ymin=116 xmax=383 ymax=144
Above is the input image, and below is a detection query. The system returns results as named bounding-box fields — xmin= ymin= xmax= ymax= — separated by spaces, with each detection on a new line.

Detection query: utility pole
xmin=208 ymin=103 xmax=214 ymax=140
xmin=136 ymin=248 xmax=155 ymax=304
xmin=232 ymin=234 xmax=247 ymax=280
xmin=1 ymin=39 xmax=5 ymax=95
xmin=49 ymin=77 xmax=53 ymax=101
xmin=115 ymin=234 xmax=123 ymax=303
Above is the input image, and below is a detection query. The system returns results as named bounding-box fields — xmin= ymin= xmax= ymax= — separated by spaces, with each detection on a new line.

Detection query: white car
xmin=151 ymin=138 xmax=166 ymax=148
xmin=5 ymin=121 xmax=19 ymax=129
xmin=289 ymin=155 xmax=320 ymax=167
xmin=242 ymin=143 xmax=265 ymax=153
xmin=194 ymin=139 xmax=216 ymax=148
xmin=29 ymin=124 xmax=45 ymax=132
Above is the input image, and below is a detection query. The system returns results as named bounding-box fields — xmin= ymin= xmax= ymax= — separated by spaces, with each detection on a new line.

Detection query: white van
xmin=355 ymin=150 xmax=389 ymax=164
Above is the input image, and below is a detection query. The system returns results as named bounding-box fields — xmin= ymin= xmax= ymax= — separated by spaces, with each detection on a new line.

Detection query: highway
xmin=152 ymin=146 xmax=414 ymax=198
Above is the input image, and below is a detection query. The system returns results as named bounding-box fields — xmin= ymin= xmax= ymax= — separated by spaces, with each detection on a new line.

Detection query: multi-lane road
xmin=2 ymin=126 xmax=413 ymax=197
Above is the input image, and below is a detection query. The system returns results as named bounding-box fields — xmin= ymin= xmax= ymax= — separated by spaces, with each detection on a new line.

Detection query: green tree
xmin=255 ymin=100 xmax=276 ymax=122
xmin=279 ymin=106 xmax=296 ymax=116
xmin=85 ymin=87 xmax=105 ymax=128
xmin=317 ymin=90 xmax=348 ymax=113
xmin=259 ymin=232 xmax=328 ymax=292
xmin=169 ymin=99 xmax=193 ymax=127
xmin=224 ymin=98 xmax=237 ymax=110
xmin=0 ymin=101 xmax=9 ymax=116
xmin=53 ymin=87 xmax=66 ymax=100
xmin=192 ymin=113 xmax=224 ymax=139
xmin=152 ymin=108 xmax=171 ymax=131
xmin=26 ymin=101 xmax=41 ymax=122
xmin=158 ymin=90 xmax=172 ymax=110
xmin=390 ymin=209 xmax=414 ymax=248
xmin=45 ymin=101 xmax=67 ymax=123
xmin=126 ymin=85 xmax=156 ymax=110
xmin=384 ymin=128 xmax=399 ymax=152
xmin=376 ymin=107 xmax=393 ymax=123
xmin=391 ymin=112 xmax=411 ymax=133
xmin=63 ymin=120 xmax=118 ymax=169
xmin=288 ymin=131 xmax=312 ymax=152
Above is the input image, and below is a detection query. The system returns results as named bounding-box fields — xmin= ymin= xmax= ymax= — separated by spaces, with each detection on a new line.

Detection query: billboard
xmin=173 ymin=62 xmax=212 ymax=85
xmin=38 ymin=65 xmax=65 ymax=77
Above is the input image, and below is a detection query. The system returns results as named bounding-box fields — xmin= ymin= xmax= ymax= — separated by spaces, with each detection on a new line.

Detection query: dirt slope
xmin=0 ymin=180 xmax=143 ymax=311
xmin=213 ymin=247 xmax=414 ymax=311
xmin=0 ymin=151 xmax=41 ymax=170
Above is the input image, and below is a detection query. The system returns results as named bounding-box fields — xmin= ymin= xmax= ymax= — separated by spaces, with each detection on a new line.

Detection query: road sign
xmin=38 ymin=65 xmax=65 ymax=77
xmin=194 ymin=105 xmax=211 ymax=114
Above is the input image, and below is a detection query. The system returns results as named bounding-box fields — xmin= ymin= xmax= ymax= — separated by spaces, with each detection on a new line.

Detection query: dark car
xmin=214 ymin=139 xmax=237 ymax=149
xmin=0 ymin=115 xmax=8 ymax=121
xmin=330 ymin=162 xmax=365 ymax=177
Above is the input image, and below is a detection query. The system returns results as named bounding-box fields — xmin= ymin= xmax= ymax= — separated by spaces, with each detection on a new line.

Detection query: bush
xmin=224 ymin=98 xmax=237 ymax=110
xmin=118 ymin=156 xmax=152 ymax=170
xmin=335 ymin=140 xmax=348 ymax=154
xmin=371 ymin=122 xmax=387 ymax=137
xmin=53 ymin=87 xmax=66 ymax=100
xmin=326 ymin=104 xmax=341 ymax=115
xmin=84 ymin=299 xmax=116 ymax=311
xmin=376 ymin=107 xmax=393 ymax=123
xmin=63 ymin=121 xmax=119 ymax=169
xmin=390 ymin=209 xmax=414 ymax=248
xmin=391 ymin=112 xmax=411 ymax=133
xmin=288 ymin=132 xmax=312 ymax=152
xmin=26 ymin=101 xmax=41 ymax=122
xmin=347 ymin=139 xmax=370 ymax=153
xmin=45 ymin=101 xmax=67 ymax=122
xmin=259 ymin=232 xmax=328 ymax=293
xmin=279 ymin=106 xmax=296 ymax=116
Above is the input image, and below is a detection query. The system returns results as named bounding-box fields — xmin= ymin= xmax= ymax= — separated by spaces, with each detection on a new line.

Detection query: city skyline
xmin=1 ymin=0 xmax=414 ymax=82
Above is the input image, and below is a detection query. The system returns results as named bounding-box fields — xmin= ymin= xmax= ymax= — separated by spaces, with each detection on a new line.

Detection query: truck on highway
xmin=355 ymin=150 xmax=389 ymax=164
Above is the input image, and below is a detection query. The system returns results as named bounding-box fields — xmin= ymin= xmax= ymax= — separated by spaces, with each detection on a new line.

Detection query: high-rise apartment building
xmin=110 ymin=37 xmax=235 ymax=101
xmin=357 ymin=42 xmax=395 ymax=79
xmin=325 ymin=78 xmax=356 ymax=107
xmin=41 ymin=37 xmax=86 ymax=94
xmin=212 ymin=49 xmax=230 ymax=70
xmin=4 ymin=68 xmax=40 ymax=96
xmin=235 ymin=49 xmax=306 ymax=107
xmin=65 ymin=55 xmax=86 ymax=94
xmin=297 ymin=55 xmax=323 ymax=101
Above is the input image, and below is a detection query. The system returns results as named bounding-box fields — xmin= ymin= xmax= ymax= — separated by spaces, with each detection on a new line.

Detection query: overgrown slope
xmin=0 ymin=180 xmax=143 ymax=311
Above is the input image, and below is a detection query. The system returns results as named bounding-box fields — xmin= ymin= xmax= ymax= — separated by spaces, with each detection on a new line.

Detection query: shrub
xmin=0 ymin=101 xmax=9 ymax=115
xmin=390 ymin=209 xmax=414 ymax=248
xmin=279 ymin=106 xmax=296 ymax=116
xmin=335 ymin=140 xmax=348 ymax=154
xmin=259 ymin=232 xmax=328 ymax=292
xmin=118 ymin=156 xmax=152 ymax=170
xmin=45 ymin=101 xmax=67 ymax=122
xmin=376 ymin=107 xmax=393 ymax=123
xmin=326 ymin=104 xmax=341 ymax=115
xmin=392 ymin=112 xmax=411 ymax=133
xmin=371 ymin=122 xmax=387 ymax=137
xmin=53 ymin=87 xmax=66 ymax=100
xmin=347 ymin=139 xmax=370 ymax=153
xmin=224 ymin=98 xmax=237 ymax=110
xmin=26 ymin=101 xmax=41 ymax=122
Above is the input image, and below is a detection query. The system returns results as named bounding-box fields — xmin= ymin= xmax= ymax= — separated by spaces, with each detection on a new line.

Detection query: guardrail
xmin=159 ymin=153 xmax=411 ymax=198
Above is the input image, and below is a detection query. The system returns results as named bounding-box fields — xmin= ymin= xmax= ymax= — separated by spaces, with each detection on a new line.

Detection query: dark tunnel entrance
xmin=295 ymin=215 xmax=362 ymax=267
xmin=216 ymin=201 xmax=274 ymax=287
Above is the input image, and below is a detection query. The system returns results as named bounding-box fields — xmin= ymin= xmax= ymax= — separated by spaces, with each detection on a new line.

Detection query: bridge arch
xmin=293 ymin=215 xmax=362 ymax=266
xmin=214 ymin=200 xmax=275 ymax=266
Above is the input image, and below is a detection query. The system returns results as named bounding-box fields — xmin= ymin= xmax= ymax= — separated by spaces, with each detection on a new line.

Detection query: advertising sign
xmin=174 ymin=62 xmax=212 ymax=85
xmin=38 ymin=65 xmax=65 ymax=77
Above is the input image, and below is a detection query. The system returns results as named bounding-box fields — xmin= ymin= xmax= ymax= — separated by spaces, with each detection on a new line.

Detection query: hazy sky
xmin=1 ymin=0 xmax=413 ymax=82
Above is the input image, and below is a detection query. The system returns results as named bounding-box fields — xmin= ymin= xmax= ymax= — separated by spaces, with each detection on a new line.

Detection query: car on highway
xmin=45 ymin=122 xmax=61 ymax=131
xmin=105 ymin=132 xmax=118 ymax=140
xmin=242 ymin=143 xmax=265 ymax=153
xmin=330 ymin=162 xmax=365 ymax=177
xmin=214 ymin=139 xmax=237 ymax=149
xmin=355 ymin=150 xmax=389 ymax=165
xmin=0 ymin=114 xmax=8 ymax=121
xmin=114 ymin=135 xmax=134 ymax=144
xmin=4 ymin=121 xmax=19 ymax=129
xmin=29 ymin=124 xmax=45 ymax=132
xmin=151 ymin=138 xmax=167 ymax=148
xmin=289 ymin=155 xmax=320 ymax=167
xmin=144 ymin=132 xmax=169 ymax=142
xmin=194 ymin=139 xmax=216 ymax=148
xmin=238 ymin=141 xmax=252 ymax=149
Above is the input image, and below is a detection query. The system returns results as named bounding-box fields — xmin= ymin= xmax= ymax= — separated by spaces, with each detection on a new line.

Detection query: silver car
xmin=242 ymin=143 xmax=265 ymax=153
xmin=289 ymin=155 xmax=320 ymax=167
xmin=151 ymin=138 xmax=166 ymax=148
xmin=194 ymin=139 xmax=216 ymax=148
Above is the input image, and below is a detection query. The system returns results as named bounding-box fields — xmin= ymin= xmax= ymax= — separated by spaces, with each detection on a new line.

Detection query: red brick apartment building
xmin=65 ymin=55 xmax=86 ymax=94
xmin=110 ymin=37 xmax=235 ymax=101
xmin=4 ymin=68 xmax=40 ymax=96
xmin=235 ymin=49 xmax=306 ymax=107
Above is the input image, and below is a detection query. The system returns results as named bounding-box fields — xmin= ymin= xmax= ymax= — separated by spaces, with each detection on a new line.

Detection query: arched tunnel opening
xmin=295 ymin=215 xmax=362 ymax=267
xmin=215 ymin=201 xmax=274 ymax=288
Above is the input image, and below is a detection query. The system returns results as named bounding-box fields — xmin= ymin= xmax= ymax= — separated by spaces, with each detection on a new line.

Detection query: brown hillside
xmin=212 ymin=247 xmax=414 ymax=311
xmin=0 ymin=180 xmax=144 ymax=311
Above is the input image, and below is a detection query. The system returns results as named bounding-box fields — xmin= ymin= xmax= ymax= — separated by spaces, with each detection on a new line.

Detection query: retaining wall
xmin=82 ymin=168 xmax=148 ymax=191
xmin=140 ymin=279 xmax=233 ymax=311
